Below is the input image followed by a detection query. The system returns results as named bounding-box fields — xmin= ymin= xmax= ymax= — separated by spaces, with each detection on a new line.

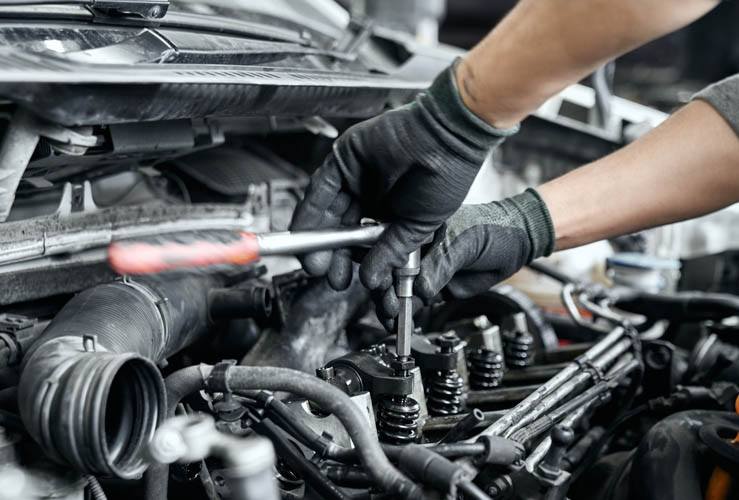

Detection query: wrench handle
xmin=108 ymin=231 xmax=260 ymax=275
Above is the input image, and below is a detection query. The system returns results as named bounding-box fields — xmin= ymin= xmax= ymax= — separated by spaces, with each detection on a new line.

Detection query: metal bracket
xmin=55 ymin=181 xmax=99 ymax=216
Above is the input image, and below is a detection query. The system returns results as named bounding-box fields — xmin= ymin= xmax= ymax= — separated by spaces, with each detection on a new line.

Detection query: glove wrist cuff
xmin=509 ymin=188 xmax=555 ymax=260
xmin=424 ymin=58 xmax=519 ymax=147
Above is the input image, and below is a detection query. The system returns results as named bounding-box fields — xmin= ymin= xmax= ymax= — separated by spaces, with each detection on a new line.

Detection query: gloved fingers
xmin=327 ymin=248 xmax=353 ymax=291
xmin=298 ymin=192 xmax=351 ymax=276
xmin=370 ymin=287 xmax=394 ymax=331
xmin=378 ymin=295 xmax=424 ymax=332
xmin=359 ymin=221 xmax=432 ymax=293
xmin=380 ymin=285 xmax=399 ymax=320
xmin=290 ymin=156 xmax=344 ymax=232
xmin=414 ymin=227 xmax=479 ymax=302
xmin=325 ymin=199 xmax=361 ymax=291
xmin=445 ymin=270 xmax=506 ymax=299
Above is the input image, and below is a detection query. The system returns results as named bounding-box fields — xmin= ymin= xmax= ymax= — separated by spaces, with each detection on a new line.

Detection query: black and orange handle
xmin=108 ymin=231 xmax=261 ymax=275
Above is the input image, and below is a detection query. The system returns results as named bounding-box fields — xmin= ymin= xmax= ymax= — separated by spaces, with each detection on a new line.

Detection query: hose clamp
xmin=205 ymin=359 xmax=237 ymax=394
xmin=120 ymin=278 xmax=171 ymax=357
xmin=576 ymin=359 xmax=604 ymax=384
xmin=624 ymin=325 xmax=642 ymax=355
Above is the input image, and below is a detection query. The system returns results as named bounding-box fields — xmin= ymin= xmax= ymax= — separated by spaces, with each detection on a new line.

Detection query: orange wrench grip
xmin=108 ymin=232 xmax=260 ymax=275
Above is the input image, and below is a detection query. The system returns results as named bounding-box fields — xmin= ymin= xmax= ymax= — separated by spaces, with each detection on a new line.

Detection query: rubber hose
xmin=145 ymin=365 xmax=207 ymax=500
xmin=615 ymin=291 xmax=739 ymax=322
xmin=18 ymin=275 xmax=216 ymax=479
xmin=146 ymin=365 xmax=423 ymax=500
xmin=256 ymin=418 xmax=350 ymax=500
xmin=225 ymin=366 xmax=421 ymax=499
xmin=266 ymin=397 xmax=487 ymax=461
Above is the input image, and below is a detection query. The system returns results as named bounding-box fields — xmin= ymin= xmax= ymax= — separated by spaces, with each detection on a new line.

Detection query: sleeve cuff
xmin=692 ymin=74 xmax=739 ymax=137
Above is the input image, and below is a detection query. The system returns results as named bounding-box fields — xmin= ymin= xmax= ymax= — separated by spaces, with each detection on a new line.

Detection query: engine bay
xmin=0 ymin=2 xmax=737 ymax=500
xmin=1 ymin=118 xmax=738 ymax=500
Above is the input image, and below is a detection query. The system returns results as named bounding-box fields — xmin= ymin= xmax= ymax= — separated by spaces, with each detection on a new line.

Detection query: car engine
xmin=0 ymin=2 xmax=737 ymax=500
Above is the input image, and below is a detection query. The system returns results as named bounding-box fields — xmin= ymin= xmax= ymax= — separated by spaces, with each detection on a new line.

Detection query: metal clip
xmin=82 ymin=335 xmax=97 ymax=353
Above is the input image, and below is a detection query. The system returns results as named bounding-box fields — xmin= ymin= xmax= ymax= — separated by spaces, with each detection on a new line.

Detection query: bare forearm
xmin=457 ymin=0 xmax=719 ymax=128
xmin=538 ymin=100 xmax=739 ymax=250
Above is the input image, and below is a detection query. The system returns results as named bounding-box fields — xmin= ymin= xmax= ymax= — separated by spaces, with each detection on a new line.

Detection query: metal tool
xmin=395 ymin=249 xmax=420 ymax=360
xmin=108 ymin=224 xmax=387 ymax=275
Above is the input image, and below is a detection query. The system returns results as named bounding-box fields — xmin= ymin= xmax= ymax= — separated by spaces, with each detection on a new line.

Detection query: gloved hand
xmin=290 ymin=59 xmax=518 ymax=322
xmin=414 ymin=189 xmax=555 ymax=302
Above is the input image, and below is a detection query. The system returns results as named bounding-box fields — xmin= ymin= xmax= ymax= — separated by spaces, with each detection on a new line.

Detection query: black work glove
xmin=290 ymin=58 xmax=518 ymax=323
xmin=415 ymin=189 xmax=555 ymax=302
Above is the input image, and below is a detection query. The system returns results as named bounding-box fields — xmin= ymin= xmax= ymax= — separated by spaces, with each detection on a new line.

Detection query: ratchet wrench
xmin=108 ymin=224 xmax=387 ymax=275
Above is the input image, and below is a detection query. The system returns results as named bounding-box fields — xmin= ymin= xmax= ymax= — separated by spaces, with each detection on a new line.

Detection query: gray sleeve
xmin=692 ymin=74 xmax=739 ymax=136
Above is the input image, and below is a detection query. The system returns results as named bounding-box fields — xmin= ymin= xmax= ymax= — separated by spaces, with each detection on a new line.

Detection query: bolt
xmin=391 ymin=358 xmax=415 ymax=376
xmin=436 ymin=331 xmax=460 ymax=353
xmin=316 ymin=366 xmax=335 ymax=381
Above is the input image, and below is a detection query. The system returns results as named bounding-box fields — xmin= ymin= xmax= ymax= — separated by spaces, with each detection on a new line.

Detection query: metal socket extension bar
xmin=395 ymin=250 xmax=421 ymax=359
xmin=257 ymin=224 xmax=387 ymax=256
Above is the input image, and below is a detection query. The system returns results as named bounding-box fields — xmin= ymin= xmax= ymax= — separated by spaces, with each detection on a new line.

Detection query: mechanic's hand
xmin=290 ymin=59 xmax=518 ymax=322
xmin=414 ymin=189 xmax=555 ymax=302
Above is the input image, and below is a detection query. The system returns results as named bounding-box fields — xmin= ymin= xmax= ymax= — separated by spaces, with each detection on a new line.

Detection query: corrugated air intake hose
xmin=18 ymin=274 xmax=218 ymax=479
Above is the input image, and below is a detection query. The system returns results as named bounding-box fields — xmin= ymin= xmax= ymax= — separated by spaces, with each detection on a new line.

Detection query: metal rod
xmin=258 ymin=224 xmax=386 ymax=256
xmin=468 ymin=326 xmax=627 ymax=441
xmin=502 ymin=337 xmax=632 ymax=439
xmin=394 ymin=249 xmax=420 ymax=360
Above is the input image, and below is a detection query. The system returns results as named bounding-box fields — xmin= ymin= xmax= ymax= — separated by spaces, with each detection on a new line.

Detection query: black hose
xmin=256 ymin=419 xmax=350 ymax=500
xmin=259 ymin=393 xmax=345 ymax=459
xmin=439 ymin=408 xmax=485 ymax=444
xmin=224 ymin=366 xmax=421 ymax=499
xmin=459 ymin=481 xmax=492 ymax=500
xmin=614 ymin=291 xmax=739 ymax=322
xmin=266 ymin=401 xmax=488 ymax=463
xmin=144 ymin=365 xmax=208 ymax=500
xmin=322 ymin=465 xmax=373 ymax=488
xmin=146 ymin=365 xmax=422 ymax=500
xmin=527 ymin=261 xmax=575 ymax=284
xmin=18 ymin=275 xmax=216 ymax=479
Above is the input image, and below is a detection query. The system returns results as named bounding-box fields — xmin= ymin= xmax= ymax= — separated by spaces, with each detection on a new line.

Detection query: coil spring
xmin=427 ymin=370 xmax=466 ymax=416
xmin=468 ymin=348 xmax=504 ymax=390
xmin=377 ymin=396 xmax=420 ymax=444
xmin=503 ymin=329 xmax=535 ymax=368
